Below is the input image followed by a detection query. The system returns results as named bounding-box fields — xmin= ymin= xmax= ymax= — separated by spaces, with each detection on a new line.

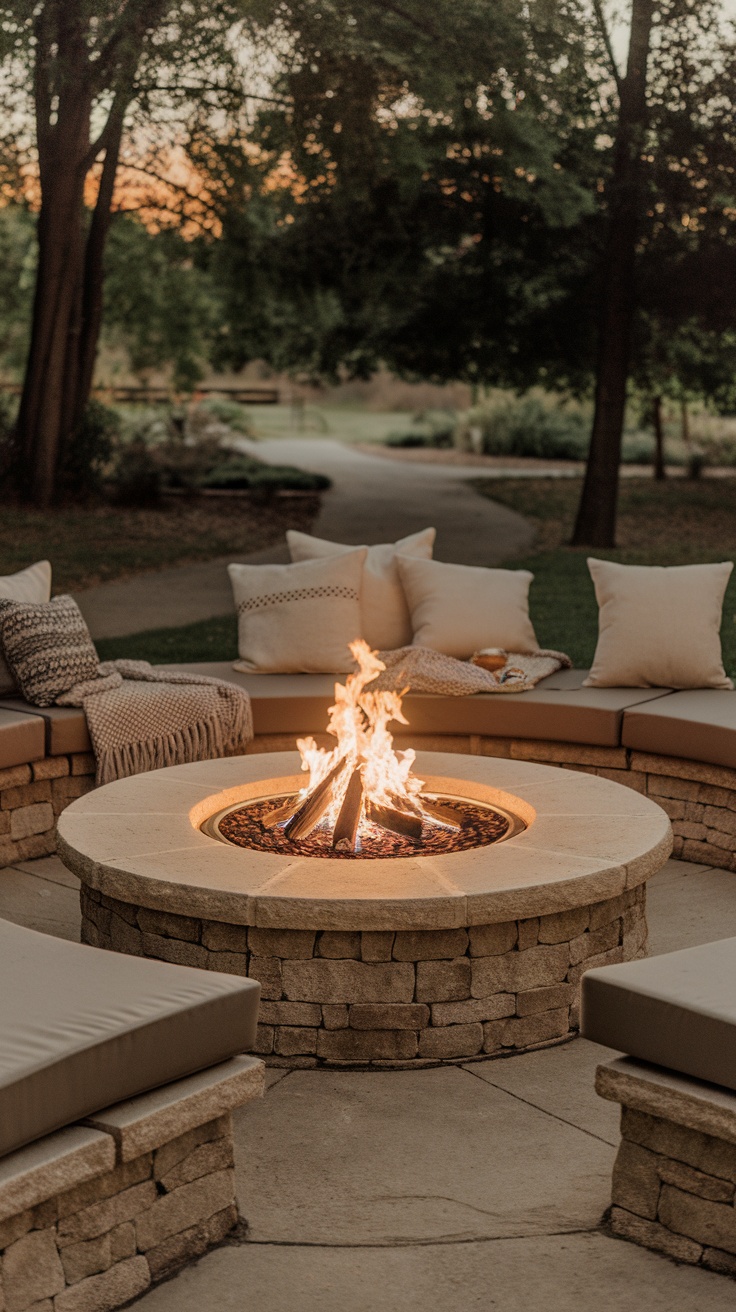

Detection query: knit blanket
xmin=371 ymin=646 xmax=571 ymax=696
xmin=57 ymin=660 xmax=253 ymax=785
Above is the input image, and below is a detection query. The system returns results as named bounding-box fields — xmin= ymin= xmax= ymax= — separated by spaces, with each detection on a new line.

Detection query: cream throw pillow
xmin=229 ymin=550 xmax=367 ymax=673
xmin=0 ymin=561 xmax=52 ymax=694
xmin=584 ymin=558 xmax=734 ymax=689
xmin=396 ymin=556 xmax=538 ymax=660
xmin=286 ymin=527 xmax=436 ymax=650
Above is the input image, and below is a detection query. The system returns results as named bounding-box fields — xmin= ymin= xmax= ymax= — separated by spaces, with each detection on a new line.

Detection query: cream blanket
xmin=58 ymin=660 xmax=253 ymax=785
xmin=372 ymin=647 xmax=571 ymax=695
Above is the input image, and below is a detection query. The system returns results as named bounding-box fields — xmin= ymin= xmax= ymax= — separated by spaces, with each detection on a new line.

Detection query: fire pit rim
xmin=56 ymin=751 xmax=673 ymax=933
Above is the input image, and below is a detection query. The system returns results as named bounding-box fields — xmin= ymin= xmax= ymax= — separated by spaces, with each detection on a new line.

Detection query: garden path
xmin=74 ymin=438 xmax=534 ymax=639
xmin=3 ymin=853 xmax=736 ymax=1311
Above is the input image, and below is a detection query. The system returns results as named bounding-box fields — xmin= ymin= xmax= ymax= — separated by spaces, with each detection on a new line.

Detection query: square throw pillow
xmin=0 ymin=594 xmax=99 ymax=706
xmin=0 ymin=561 xmax=52 ymax=695
xmin=584 ymin=558 xmax=734 ymax=689
xmin=229 ymin=550 xmax=368 ymax=673
xmin=396 ymin=556 xmax=538 ymax=660
xmin=287 ymin=527 xmax=436 ymax=650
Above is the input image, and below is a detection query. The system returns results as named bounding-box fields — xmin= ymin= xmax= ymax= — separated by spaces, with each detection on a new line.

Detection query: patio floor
xmin=3 ymin=853 xmax=736 ymax=1310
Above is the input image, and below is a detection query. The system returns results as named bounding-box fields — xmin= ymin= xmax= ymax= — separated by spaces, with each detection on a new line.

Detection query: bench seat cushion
xmin=622 ymin=689 xmax=736 ymax=769
xmin=581 ymin=937 xmax=736 ymax=1092
xmin=158 ymin=663 xmax=670 ymax=747
xmin=0 ymin=920 xmax=260 ymax=1157
xmin=0 ymin=709 xmax=45 ymax=770
xmin=0 ymin=699 xmax=91 ymax=756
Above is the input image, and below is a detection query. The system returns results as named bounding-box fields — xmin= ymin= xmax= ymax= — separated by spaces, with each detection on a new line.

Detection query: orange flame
xmin=296 ymin=639 xmax=424 ymax=830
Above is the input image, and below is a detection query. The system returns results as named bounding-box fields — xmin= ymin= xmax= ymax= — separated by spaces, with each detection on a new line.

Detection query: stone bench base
xmin=597 ymin=1058 xmax=736 ymax=1277
xmin=81 ymin=885 xmax=647 ymax=1069
xmin=0 ymin=1056 xmax=264 ymax=1312
xmin=0 ymin=755 xmax=95 ymax=869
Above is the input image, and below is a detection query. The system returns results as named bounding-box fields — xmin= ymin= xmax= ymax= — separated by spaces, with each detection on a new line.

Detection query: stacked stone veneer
xmin=0 ymin=1057 xmax=263 ymax=1312
xmin=0 ymin=754 xmax=94 ymax=868
xmin=0 ymin=1117 xmax=236 ymax=1312
xmin=597 ymin=1061 xmax=736 ymax=1278
xmin=81 ymin=884 xmax=647 ymax=1068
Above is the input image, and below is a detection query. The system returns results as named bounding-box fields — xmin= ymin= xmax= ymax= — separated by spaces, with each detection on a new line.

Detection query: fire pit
xmin=58 ymin=645 xmax=673 ymax=1068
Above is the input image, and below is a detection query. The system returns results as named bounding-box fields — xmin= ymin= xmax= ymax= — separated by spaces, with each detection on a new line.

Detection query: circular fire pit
xmin=58 ymin=751 xmax=672 ymax=1068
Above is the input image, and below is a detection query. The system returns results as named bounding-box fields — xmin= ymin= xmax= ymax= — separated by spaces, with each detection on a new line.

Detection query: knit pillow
xmin=0 ymin=561 xmax=52 ymax=695
xmin=0 ymin=594 xmax=99 ymax=706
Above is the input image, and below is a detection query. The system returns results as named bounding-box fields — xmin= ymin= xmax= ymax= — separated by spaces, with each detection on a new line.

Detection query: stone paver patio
xmin=3 ymin=852 xmax=736 ymax=1308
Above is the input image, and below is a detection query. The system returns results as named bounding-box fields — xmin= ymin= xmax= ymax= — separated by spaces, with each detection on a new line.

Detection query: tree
xmin=571 ymin=0 xmax=655 ymax=545
xmin=0 ymin=0 xmax=245 ymax=505
xmin=572 ymin=0 xmax=736 ymax=544
xmin=206 ymin=0 xmax=606 ymax=387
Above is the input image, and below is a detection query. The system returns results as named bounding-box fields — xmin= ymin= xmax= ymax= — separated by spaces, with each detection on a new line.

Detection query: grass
xmin=477 ymin=476 xmax=736 ymax=673
xmin=96 ymin=614 xmax=238 ymax=664
xmin=0 ymin=496 xmax=319 ymax=592
xmin=247 ymin=403 xmax=429 ymax=445
xmin=94 ymin=473 xmax=736 ymax=676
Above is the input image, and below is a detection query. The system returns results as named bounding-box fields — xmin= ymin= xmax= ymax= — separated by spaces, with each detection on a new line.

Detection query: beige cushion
xmin=157 ymin=664 xmax=666 ymax=745
xmin=287 ymin=527 xmax=435 ymax=650
xmin=396 ymin=556 xmax=538 ymax=660
xmin=0 ymin=919 xmax=260 ymax=1157
xmin=0 ymin=708 xmax=45 ymax=769
xmin=622 ymin=688 xmax=736 ymax=768
xmin=584 ymin=559 xmax=733 ymax=689
xmin=0 ymin=562 xmax=52 ymax=694
xmin=581 ymin=938 xmax=736 ymax=1092
xmin=228 ymin=551 xmax=367 ymax=673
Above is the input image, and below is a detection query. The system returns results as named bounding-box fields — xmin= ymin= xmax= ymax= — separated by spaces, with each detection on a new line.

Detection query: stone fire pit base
xmin=60 ymin=751 xmax=671 ymax=1070
xmin=81 ymin=884 xmax=647 ymax=1068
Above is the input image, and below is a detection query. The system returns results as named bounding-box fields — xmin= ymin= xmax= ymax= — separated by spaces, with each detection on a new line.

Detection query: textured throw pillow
xmin=584 ymin=558 xmax=734 ymax=689
xmin=0 ymin=594 xmax=99 ymax=707
xmin=396 ymin=556 xmax=538 ymax=660
xmin=0 ymin=561 xmax=52 ymax=695
xmin=287 ymin=527 xmax=436 ymax=650
xmin=229 ymin=550 xmax=368 ymax=673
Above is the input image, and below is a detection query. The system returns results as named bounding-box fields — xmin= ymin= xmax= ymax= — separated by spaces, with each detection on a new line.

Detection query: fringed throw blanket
xmin=57 ymin=660 xmax=253 ymax=785
xmin=372 ymin=647 xmax=571 ymax=696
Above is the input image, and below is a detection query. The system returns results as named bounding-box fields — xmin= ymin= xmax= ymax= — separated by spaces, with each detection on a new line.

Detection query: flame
xmin=295 ymin=639 xmax=424 ymax=833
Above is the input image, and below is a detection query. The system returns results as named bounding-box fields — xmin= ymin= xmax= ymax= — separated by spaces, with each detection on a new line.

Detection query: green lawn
xmin=0 ymin=496 xmax=319 ymax=593
xmin=484 ymin=477 xmax=736 ymax=674
xmin=96 ymin=475 xmax=736 ymax=678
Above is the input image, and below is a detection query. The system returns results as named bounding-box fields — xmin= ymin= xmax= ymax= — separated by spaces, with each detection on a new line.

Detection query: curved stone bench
xmin=0 ymin=918 xmax=264 ymax=1312
xmin=581 ymin=940 xmax=736 ymax=1276
xmin=2 ymin=662 xmax=736 ymax=876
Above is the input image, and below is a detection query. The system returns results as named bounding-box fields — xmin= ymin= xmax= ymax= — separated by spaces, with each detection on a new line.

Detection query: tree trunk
xmin=16 ymin=0 xmax=145 ymax=507
xmin=680 ymin=398 xmax=690 ymax=444
xmin=652 ymin=394 xmax=665 ymax=479
xmin=571 ymin=0 xmax=656 ymax=547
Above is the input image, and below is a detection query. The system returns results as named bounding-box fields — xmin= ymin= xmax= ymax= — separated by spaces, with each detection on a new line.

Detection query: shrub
xmin=199 ymin=457 xmax=330 ymax=492
xmin=385 ymin=409 xmax=455 ymax=449
xmin=59 ymin=399 xmax=121 ymax=498
xmin=456 ymin=396 xmax=588 ymax=461
xmin=109 ymin=437 xmax=162 ymax=506
xmin=191 ymin=398 xmax=254 ymax=436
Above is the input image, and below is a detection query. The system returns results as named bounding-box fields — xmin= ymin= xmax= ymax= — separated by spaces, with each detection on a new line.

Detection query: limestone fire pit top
xmin=57 ymin=752 xmax=672 ymax=932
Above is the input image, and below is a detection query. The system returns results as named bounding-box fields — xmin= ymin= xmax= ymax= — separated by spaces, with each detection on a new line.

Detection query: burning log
xmin=420 ymin=798 xmax=462 ymax=832
xmin=366 ymin=799 xmax=423 ymax=841
xmin=284 ymin=758 xmax=348 ymax=842
xmin=262 ymin=798 xmax=300 ymax=830
xmin=332 ymin=768 xmax=364 ymax=853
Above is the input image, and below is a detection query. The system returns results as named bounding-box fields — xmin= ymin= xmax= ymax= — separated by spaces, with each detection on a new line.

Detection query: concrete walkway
xmin=3 ymin=853 xmax=736 ymax=1310
xmin=75 ymin=439 xmax=534 ymax=640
